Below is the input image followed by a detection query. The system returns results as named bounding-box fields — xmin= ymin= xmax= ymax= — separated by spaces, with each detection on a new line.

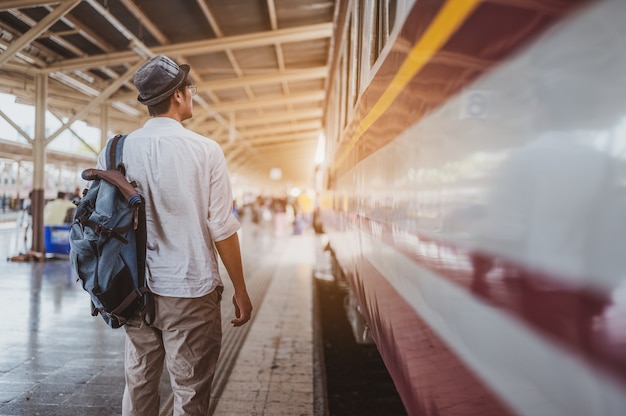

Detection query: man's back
xmin=98 ymin=117 xmax=239 ymax=297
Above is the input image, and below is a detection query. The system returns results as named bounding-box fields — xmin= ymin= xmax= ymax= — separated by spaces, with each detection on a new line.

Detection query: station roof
xmin=0 ymin=0 xmax=337 ymax=190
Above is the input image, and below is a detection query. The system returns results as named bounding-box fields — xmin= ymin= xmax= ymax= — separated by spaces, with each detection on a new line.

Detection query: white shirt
xmin=97 ymin=117 xmax=240 ymax=297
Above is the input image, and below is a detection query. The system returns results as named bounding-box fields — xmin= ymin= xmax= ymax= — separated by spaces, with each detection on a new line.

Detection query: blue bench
xmin=44 ymin=225 xmax=71 ymax=255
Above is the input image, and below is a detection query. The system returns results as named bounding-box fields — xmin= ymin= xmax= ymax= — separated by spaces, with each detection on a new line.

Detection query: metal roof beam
xmin=243 ymin=121 xmax=322 ymax=137
xmin=0 ymin=0 xmax=81 ymax=68
xmin=46 ymin=60 xmax=144 ymax=145
xmin=247 ymin=131 xmax=319 ymax=145
xmin=45 ymin=23 xmax=333 ymax=72
xmin=110 ymin=66 xmax=327 ymax=102
xmin=85 ymin=0 xmax=154 ymax=59
xmin=200 ymin=66 xmax=327 ymax=90
xmin=119 ymin=0 xmax=169 ymax=45
xmin=0 ymin=1 xmax=76 ymax=11
xmin=211 ymin=91 xmax=324 ymax=113
xmin=0 ymin=109 xmax=32 ymax=143
xmin=0 ymin=138 xmax=95 ymax=166
xmin=233 ymin=109 xmax=324 ymax=127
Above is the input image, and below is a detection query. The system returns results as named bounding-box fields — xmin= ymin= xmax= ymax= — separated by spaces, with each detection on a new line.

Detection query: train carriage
xmin=319 ymin=0 xmax=626 ymax=414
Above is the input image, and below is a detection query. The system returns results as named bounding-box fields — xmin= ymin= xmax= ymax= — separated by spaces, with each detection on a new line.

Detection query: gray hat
xmin=134 ymin=55 xmax=190 ymax=106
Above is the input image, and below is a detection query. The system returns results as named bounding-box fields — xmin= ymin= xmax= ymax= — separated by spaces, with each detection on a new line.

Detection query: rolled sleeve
xmin=206 ymin=144 xmax=240 ymax=242
xmin=207 ymin=213 xmax=240 ymax=242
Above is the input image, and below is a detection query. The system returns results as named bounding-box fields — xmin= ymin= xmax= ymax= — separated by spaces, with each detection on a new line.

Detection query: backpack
xmin=69 ymin=134 xmax=154 ymax=328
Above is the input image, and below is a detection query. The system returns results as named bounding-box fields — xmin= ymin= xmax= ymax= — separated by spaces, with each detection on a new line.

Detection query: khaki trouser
xmin=122 ymin=288 xmax=223 ymax=416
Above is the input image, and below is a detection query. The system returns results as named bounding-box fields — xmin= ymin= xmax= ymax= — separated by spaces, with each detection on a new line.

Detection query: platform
xmin=0 ymin=214 xmax=325 ymax=416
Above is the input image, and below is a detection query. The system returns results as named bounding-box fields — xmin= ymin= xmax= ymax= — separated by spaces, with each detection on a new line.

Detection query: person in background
xmin=43 ymin=191 xmax=74 ymax=225
xmin=18 ymin=191 xmax=32 ymax=228
xmin=97 ymin=54 xmax=252 ymax=416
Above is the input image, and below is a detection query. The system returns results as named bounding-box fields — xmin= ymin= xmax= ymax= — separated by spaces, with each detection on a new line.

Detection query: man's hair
xmin=147 ymin=78 xmax=190 ymax=116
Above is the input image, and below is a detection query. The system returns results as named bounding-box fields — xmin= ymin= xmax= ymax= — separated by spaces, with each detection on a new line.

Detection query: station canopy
xmin=0 ymin=0 xmax=337 ymax=189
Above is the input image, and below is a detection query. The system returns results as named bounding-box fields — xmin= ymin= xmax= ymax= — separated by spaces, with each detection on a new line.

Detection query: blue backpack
xmin=69 ymin=134 xmax=154 ymax=328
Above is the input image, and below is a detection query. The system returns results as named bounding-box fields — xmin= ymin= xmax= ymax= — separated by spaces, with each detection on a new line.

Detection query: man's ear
xmin=172 ymin=89 xmax=183 ymax=105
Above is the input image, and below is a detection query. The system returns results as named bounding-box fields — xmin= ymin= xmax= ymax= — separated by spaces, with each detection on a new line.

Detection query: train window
xmin=329 ymin=62 xmax=341 ymax=144
xmin=331 ymin=77 xmax=340 ymax=143
xmin=350 ymin=3 xmax=361 ymax=107
xmin=369 ymin=0 xmax=379 ymax=68
xmin=339 ymin=53 xmax=347 ymax=130
xmin=370 ymin=0 xmax=398 ymax=68
xmin=388 ymin=0 xmax=396 ymax=35
xmin=346 ymin=14 xmax=354 ymax=117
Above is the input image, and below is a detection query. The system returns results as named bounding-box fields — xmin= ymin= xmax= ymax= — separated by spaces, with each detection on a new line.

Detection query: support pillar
xmin=15 ymin=160 xmax=22 ymax=201
xmin=31 ymin=74 xmax=47 ymax=253
xmin=100 ymin=104 xmax=109 ymax=149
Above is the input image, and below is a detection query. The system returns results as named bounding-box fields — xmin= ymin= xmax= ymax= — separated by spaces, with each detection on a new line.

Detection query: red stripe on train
xmin=343 ymin=255 xmax=515 ymax=415
xmin=349 ymin=213 xmax=626 ymax=386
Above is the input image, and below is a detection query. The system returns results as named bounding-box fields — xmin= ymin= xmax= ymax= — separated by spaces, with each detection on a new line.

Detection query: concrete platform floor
xmin=0 ymin=215 xmax=323 ymax=416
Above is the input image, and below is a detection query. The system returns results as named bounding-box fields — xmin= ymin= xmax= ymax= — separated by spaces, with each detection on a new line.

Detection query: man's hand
xmin=214 ymin=232 xmax=252 ymax=327
xmin=231 ymin=291 xmax=252 ymax=326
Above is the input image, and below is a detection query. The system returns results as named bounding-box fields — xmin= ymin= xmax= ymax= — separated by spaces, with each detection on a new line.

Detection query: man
xmin=43 ymin=191 xmax=74 ymax=225
xmin=97 ymin=55 xmax=252 ymax=416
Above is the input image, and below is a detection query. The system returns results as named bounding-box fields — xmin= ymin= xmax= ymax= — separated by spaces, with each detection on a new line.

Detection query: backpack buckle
xmin=94 ymin=224 xmax=112 ymax=237
xmin=93 ymin=223 xmax=129 ymax=244
xmin=94 ymin=224 xmax=103 ymax=234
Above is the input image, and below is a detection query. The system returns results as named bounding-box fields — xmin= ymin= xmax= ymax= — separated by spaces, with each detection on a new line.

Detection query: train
xmin=317 ymin=0 xmax=626 ymax=415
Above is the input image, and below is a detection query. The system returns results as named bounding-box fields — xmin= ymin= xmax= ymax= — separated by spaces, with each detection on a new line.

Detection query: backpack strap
xmin=104 ymin=133 xmax=154 ymax=326
xmin=106 ymin=134 xmax=128 ymax=171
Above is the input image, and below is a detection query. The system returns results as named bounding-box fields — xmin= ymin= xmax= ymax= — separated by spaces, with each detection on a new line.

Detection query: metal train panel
xmin=320 ymin=0 xmax=626 ymax=414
